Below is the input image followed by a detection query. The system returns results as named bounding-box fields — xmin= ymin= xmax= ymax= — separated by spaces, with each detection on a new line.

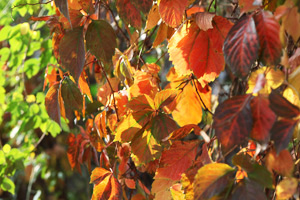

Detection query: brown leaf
xmin=45 ymin=83 xmax=61 ymax=126
xmin=195 ymin=12 xmax=215 ymax=31
xmin=266 ymin=149 xmax=294 ymax=176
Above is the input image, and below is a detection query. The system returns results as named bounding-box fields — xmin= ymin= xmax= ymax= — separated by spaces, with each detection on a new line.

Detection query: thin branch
xmin=100 ymin=0 xmax=130 ymax=44
xmin=208 ymin=0 xmax=215 ymax=12
xmin=192 ymin=78 xmax=213 ymax=115
xmin=33 ymin=132 xmax=46 ymax=149
xmin=98 ymin=61 xmax=120 ymax=122
xmin=155 ymin=51 xmax=167 ymax=64
xmin=12 ymin=0 xmax=53 ymax=9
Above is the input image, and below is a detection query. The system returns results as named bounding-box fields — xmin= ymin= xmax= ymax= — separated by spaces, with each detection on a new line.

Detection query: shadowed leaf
xmin=223 ymin=15 xmax=259 ymax=78
xmin=250 ymin=94 xmax=276 ymax=144
xmin=213 ymin=94 xmax=252 ymax=152
xmin=269 ymin=90 xmax=300 ymax=119
xmin=61 ymin=77 xmax=83 ymax=111
xmin=86 ymin=20 xmax=117 ymax=64
xmin=45 ymin=83 xmax=61 ymax=126
xmin=271 ymin=119 xmax=297 ymax=154
xmin=59 ymin=27 xmax=85 ymax=82
xmin=54 ymin=0 xmax=72 ymax=28
xmin=230 ymin=179 xmax=267 ymax=200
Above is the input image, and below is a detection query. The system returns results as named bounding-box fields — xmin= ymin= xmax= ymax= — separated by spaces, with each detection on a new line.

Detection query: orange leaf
xmin=145 ymin=4 xmax=160 ymax=31
xmin=168 ymin=124 xmax=201 ymax=140
xmin=125 ymin=178 xmax=136 ymax=189
xmin=171 ymin=81 xmax=211 ymax=126
xmin=95 ymin=111 xmax=108 ymax=138
xmin=97 ymin=77 xmax=119 ymax=105
xmin=79 ymin=70 xmax=93 ymax=102
xmin=159 ymin=0 xmax=188 ymax=28
xmin=266 ymin=149 xmax=294 ymax=176
xmin=90 ymin=167 xmax=122 ymax=200
xmin=169 ymin=17 xmax=232 ymax=84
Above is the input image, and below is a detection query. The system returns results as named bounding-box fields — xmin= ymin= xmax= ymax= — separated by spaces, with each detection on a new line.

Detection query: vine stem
xmin=100 ymin=0 xmax=130 ymax=44
xmin=12 ymin=0 xmax=53 ymax=9
xmin=98 ymin=61 xmax=120 ymax=122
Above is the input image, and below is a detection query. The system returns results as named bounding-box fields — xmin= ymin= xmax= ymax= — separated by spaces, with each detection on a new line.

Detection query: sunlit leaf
xmin=59 ymin=27 xmax=85 ymax=82
xmin=276 ymin=177 xmax=298 ymax=199
xmin=159 ymin=0 xmax=188 ymax=27
xmin=90 ymin=167 xmax=122 ymax=200
xmin=78 ymin=71 xmax=93 ymax=102
xmin=169 ymin=17 xmax=232 ymax=84
xmin=223 ymin=15 xmax=259 ymax=78
xmin=193 ymin=163 xmax=235 ymax=200
xmin=145 ymin=4 xmax=160 ymax=31
xmin=213 ymin=94 xmax=252 ymax=152
xmin=168 ymin=124 xmax=201 ymax=140
xmin=86 ymin=20 xmax=117 ymax=64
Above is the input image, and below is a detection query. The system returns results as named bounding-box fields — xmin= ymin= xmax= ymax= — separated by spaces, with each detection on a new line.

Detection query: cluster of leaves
xmin=2 ymin=0 xmax=300 ymax=199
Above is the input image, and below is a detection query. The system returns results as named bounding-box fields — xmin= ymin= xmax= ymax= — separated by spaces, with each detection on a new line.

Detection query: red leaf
xmin=254 ymin=10 xmax=282 ymax=65
xmin=168 ymin=17 xmax=232 ymax=84
xmin=116 ymin=0 xmax=142 ymax=28
xmin=59 ymin=27 xmax=85 ymax=82
xmin=271 ymin=119 xmax=297 ymax=154
xmin=67 ymin=133 xmax=82 ymax=173
xmin=250 ymin=94 xmax=276 ymax=144
xmin=131 ymin=0 xmax=153 ymax=14
xmin=223 ymin=15 xmax=259 ymax=78
xmin=90 ymin=167 xmax=122 ymax=200
xmin=269 ymin=91 xmax=300 ymax=119
xmin=45 ymin=83 xmax=61 ymax=126
xmin=86 ymin=20 xmax=117 ymax=64
xmin=158 ymin=0 xmax=188 ymax=28
xmin=213 ymin=94 xmax=253 ymax=152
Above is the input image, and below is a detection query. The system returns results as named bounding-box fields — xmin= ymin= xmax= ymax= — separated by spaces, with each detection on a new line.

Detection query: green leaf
xmin=248 ymin=163 xmax=273 ymax=189
xmin=3 ymin=144 xmax=11 ymax=153
xmin=59 ymin=27 xmax=85 ymax=82
xmin=60 ymin=77 xmax=83 ymax=111
xmin=0 ymin=151 xmax=6 ymax=165
xmin=1 ymin=177 xmax=15 ymax=195
xmin=86 ymin=20 xmax=116 ymax=64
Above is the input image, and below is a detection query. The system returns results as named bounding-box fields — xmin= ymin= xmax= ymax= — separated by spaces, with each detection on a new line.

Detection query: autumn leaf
xmin=59 ymin=9 xmax=83 ymax=29
xmin=269 ymin=90 xmax=300 ymax=119
xmin=282 ymin=7 xmax=300 ymax=42
xmin=193 ymin=163 xmax=235 ymax=200
xmin=152 ymin=141 xmax=199 ymax=199
xmin=116 ymin=0 xmax=152 ymax=28
xmin=276 ymin=177 xmax=298 ymax=199
xmin=45 ymin=83 xmax=61 ymax=126
xmin=250 ymin=94 xmax=276 ymax=144
xmin=271 ymin=119 xmax=298 ymax=154
xmin=223 ymin=15 xmax=259 ymax=78
xmin=266 ymin=149 xmax=294 ymax=176
xmin=158 ymin=0 xmax=188 ymax=28
xmin=86 ymin=20 xmax=117 ymax=64
xmin=253 ymin=10 xmax=282 ymax=66
xmin=90 ymin=167 xmax=122 ymax=200
xmin=171 ymin=80 xmax=211 ymax=126
xmin=195 ymin=12 xmax=215 ymax=31
xmin=78 ymin=71 xmax=93 ymax=102
xmin=213 ymin=94 xmax=252 ymax=152
xmin=145 ymin=4 xmax=160 ymax=31
xmin=230 ymin=179 xmax=267 ymax=200
xmin=54 ymin=0 xmax=72 ymax=28
xmin=169 ymin=16 xmax=232 ymax=84
xmin=59 ymin=27 xmax=85 ymax=82
xmin=60 ymin=77 xmax=83 ymax=111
